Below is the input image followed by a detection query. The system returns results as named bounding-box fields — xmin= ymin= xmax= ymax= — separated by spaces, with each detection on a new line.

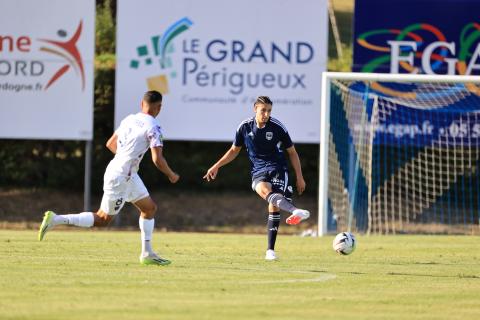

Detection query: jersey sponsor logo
xmin=266 ymin=131 xmax=273 ymax=140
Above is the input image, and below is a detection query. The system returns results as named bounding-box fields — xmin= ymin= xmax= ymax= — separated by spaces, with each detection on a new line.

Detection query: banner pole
xmin=328 ymin=0 xmax=343 ymax=58
xmin=83 ymin=139 xmax=93 ymax=212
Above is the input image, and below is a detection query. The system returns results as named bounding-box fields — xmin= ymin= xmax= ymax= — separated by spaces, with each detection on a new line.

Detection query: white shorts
xmin=100 ymin=172 xmax=149 ymax=215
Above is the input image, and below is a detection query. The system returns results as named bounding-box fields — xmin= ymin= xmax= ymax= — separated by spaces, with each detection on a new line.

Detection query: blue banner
xmin=353 ymin=0 xmax=480 ymax=75
xmin=371 ymin=101 xmax=480 ymax=147
xmin=345 ymin=82 xmax=480 ymax=146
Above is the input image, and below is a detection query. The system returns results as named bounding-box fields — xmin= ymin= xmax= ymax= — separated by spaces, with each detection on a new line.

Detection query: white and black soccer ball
xmin=333 ymin=232 xmax=356 ymax=255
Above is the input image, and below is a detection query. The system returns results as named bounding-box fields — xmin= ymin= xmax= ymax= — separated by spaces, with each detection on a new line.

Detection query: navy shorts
xmin=251 ymin=169 xmax=293 ymax=201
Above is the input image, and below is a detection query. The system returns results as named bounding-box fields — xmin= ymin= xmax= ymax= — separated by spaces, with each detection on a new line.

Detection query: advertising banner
xmin=363 ymin=102 xmax=480 ymax=147
xmin=115 ymin=0 xmax=328 ymax=142
xmin=0 ymin=0 xmax=95 ymax=140
xmin=353 ymin=0 xmax=480 ymax=75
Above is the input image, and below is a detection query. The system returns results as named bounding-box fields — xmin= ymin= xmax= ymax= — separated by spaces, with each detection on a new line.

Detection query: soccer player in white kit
xmin=38 ymin=91 xmax=180 ymax=266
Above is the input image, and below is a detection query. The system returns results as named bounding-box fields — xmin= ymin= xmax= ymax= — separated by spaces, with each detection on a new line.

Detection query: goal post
xmin=318 ymin=72 xmax=480 ymax=236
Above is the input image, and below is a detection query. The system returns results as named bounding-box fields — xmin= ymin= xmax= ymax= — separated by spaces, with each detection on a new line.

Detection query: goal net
xmin=319 ymin=72 xmax=480 ymax=235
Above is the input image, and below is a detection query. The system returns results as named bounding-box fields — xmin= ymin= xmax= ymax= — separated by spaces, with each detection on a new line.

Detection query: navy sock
xmin=267 ymin=212 xmax=281 ymax=250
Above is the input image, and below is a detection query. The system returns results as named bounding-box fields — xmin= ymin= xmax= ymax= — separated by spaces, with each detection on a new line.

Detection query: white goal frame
xmin=318 ymin=72 xmax=480 ymax=236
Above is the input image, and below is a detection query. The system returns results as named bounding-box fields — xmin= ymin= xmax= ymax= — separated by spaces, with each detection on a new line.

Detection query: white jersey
xmin=105 ymin=112 xmax=163 ymax=177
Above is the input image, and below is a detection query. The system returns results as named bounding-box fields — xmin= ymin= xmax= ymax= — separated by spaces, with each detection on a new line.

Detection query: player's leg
xmin=252 ymin=177 xmax=281 ymax=260
xmin=133 ymin=196 xmax=171 ymax=266
xmin=38 ymin=209 xmax=96 ymax=241
xmin=254 ymin=171 xmax=310 ymax=225
xmin=129 ymin=175 xmax=170 ymax=266
xmin=38 ymin=174 xmax=126 ymax=241
xmin=38 ymin=194 xmax=123 ymax=241
xmin=254 ymin=174 xmax=310 ymax=225
xmin=133 ymin=196 xmax=157 ymax=256
xmin=266 ymin=203 xmax=281 ymax=260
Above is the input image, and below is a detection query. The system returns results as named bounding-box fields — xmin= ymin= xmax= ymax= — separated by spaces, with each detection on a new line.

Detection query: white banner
xmin=0 ymin=0 xmax=95 ymax=140
xmin=116 ymin=0 xmax=328 ymax=143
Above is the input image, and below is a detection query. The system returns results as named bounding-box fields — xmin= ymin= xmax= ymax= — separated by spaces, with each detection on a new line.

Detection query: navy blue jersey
xmin=234 ymin=117 xmax=293 ymax=176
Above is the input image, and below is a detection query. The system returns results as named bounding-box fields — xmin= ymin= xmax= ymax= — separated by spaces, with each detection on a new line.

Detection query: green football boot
xmin=38 ymin=211 xmax=56 ymax=241
xmin=140 ymin=253 xmax=171 ymax=266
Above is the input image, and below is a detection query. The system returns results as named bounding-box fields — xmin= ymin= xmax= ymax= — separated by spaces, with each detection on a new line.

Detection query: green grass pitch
xmin=1 ymin=230 xmax=479 ymax=320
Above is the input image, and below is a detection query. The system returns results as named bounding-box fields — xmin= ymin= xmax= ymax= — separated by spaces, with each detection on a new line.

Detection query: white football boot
xmin=286 ymin=209 xmax=310 ymax=225
xmin=265 ymin=249 xmax=277 ymax=261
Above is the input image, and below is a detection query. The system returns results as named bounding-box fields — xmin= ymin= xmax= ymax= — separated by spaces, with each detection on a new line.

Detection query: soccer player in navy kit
xmin=204 ymin=96 xmax=310 ymax=260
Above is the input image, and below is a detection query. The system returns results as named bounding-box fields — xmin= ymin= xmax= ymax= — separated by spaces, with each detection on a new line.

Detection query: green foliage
xmin=95 ymin=53 xmax=116 ymax=69
xmin=0 ymin=140 xmax=85 ymax=190
xmin=328 ymin=45 xmax=353 ymax=71
xmin=90 ymin=66 xmax=116 ymax=192
xmin=95 ymin=0 xmax=115 ymax=55
xmin=328 ymin=0 xmax=354 ymax=71
xmin=1 ymin=231 xmax=480 ymax=319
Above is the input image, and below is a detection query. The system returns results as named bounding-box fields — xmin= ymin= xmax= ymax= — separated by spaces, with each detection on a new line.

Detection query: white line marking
xmin=247 ymin=273 xmax=337 ymax=284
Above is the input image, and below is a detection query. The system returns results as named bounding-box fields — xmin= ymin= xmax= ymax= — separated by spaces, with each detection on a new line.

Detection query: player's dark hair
xmin=254 ymin=96 xmax=273 ymax=106
xmin=143 ymin=90 xmax=163 ymax=104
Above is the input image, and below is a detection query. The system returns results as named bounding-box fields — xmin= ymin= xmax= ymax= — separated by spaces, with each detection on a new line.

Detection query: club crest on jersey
xmin=266 ymin=132 xmax=273 ymax=140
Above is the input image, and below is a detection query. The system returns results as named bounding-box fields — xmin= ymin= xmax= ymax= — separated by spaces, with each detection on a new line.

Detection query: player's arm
xmin=151 ymin=146 xmax=180 ymax=183
xmin=203 ymin=145 xmax=242 ymax=181
xmin=106 ymin=133 xmax=118 ymax=154
xmin=286 ymin=145 xmax=306 ymax=195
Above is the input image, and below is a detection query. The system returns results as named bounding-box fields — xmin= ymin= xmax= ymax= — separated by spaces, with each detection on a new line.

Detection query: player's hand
xmin=296 ymin=177 xmax=306 ymax=195
xmin=203 ymin=166 xmax=218 ymax=182
xmin=169 ymin=172 xmax=180 ymax=184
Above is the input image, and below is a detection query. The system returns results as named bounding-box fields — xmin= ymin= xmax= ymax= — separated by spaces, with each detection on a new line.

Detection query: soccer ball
xmin=333 ymin=232 xmax=356 ymax=255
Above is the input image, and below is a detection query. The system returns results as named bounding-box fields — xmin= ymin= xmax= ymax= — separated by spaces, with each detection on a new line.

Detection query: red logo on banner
xmin=38 ymin=21 xmax=85 ymax=91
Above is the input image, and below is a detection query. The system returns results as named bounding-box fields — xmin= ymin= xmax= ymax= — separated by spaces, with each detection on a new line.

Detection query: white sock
xmin=139 ymin=217 xmax=154 ymax=255
xmin=54 ymin=212 xmax=94 ymax=228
